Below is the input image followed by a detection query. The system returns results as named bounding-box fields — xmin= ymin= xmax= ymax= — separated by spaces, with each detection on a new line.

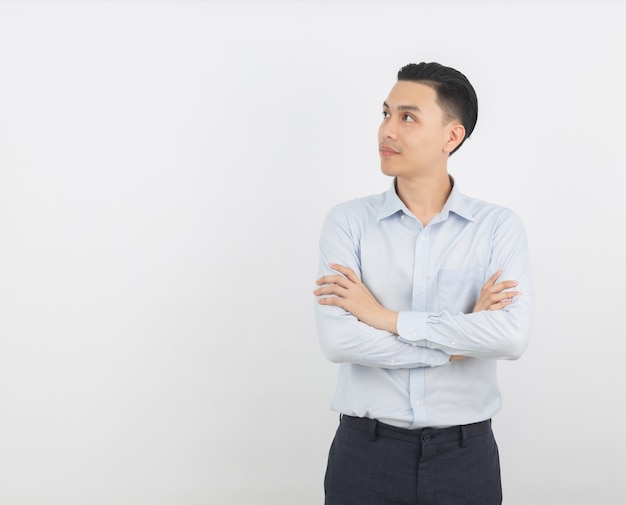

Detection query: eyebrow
xmin=383 ymin=101 xmax=421 ymax=112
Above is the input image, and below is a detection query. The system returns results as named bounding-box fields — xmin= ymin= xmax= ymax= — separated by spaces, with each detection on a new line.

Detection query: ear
xmin=443 ymin=123 xmax=466 ymax=154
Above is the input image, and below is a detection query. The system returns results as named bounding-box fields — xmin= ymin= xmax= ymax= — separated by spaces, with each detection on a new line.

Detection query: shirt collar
xmin=377 ymin=181 xmax=406 ymax=221
xmin=377 ymin=177 xmax=475 ymax=223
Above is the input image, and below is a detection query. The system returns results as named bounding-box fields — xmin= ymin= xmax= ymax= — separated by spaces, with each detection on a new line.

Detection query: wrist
xmin=381 ymin=309 xmax=399 ymax=334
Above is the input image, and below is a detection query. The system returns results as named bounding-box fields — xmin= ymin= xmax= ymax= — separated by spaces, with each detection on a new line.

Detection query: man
xmin=313 ymin=62 xmax=534 ymax=505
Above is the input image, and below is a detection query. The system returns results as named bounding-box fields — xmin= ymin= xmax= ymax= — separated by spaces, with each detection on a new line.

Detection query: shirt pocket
xmin=438 ymin=267 xmax=483 ymax=315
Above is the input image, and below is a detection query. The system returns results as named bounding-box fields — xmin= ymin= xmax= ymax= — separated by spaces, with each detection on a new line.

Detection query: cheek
xmin=404 ymin=135 xmax=423 ymax=153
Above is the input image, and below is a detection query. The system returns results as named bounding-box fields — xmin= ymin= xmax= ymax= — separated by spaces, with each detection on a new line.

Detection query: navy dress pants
xmin=324 ymin=416 xmax=502 ymax=505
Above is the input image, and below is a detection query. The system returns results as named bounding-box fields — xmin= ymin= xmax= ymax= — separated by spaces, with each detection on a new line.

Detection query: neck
xmin=395 ymin=172 xmax=452 ymax=226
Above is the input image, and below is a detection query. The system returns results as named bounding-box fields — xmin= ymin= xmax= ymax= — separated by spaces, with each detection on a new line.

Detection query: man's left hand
xmin=314 ymin=263 xmax=398 ymax=334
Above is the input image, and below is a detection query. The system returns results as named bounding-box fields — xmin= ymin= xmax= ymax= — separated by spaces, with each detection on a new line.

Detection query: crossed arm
xmin=314 ymin=266 xmax=519 ymax=361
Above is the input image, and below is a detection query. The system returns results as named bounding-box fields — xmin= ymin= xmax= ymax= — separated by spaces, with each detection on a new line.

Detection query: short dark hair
xmin=397 ymin=62 xmax=478 ymax=154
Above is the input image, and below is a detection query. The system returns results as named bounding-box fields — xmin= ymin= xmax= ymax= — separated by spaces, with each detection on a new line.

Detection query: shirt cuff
xmin=396 ymin=311 xmax=429 ymax=344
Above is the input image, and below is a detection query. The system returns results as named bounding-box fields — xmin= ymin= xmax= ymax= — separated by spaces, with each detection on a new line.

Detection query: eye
xmin=402 ymin=113 xmax=415 ymax=122
xmin=382 ymin=110 xmax=390 ymax=118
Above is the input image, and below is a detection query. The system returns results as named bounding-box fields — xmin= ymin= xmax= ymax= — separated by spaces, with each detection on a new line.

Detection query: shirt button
xmin=414 ymin=400 xmax=420 ymax=407
xmin=412 ymin=332 xmax=418 ymax=338
xmin=451 ymin=341 xmax=457 ymax=347
xmin=429 ymin=356 xmax=435 ymax=363
xmin=412 ymin=342 xmax=417 ymax=347
xmin=420 ymin=236 xmax=426 ymax=241
xmin=417 ymin=275 xmax=423 ymax=282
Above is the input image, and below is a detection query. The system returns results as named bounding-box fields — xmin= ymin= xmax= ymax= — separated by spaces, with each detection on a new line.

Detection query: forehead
xmin=384 ymin=80 xmax=441 ymax=113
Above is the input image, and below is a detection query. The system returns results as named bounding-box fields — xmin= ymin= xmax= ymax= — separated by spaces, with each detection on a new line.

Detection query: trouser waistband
xmin=340 ymin=415 xmax=492 ymax=446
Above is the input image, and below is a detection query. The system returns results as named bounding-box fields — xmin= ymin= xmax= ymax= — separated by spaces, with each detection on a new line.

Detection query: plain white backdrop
xmin=0 ymin=1 xmax=625 ymax=504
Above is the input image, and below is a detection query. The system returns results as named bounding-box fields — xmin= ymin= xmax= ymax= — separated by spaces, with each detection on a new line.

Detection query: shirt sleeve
xmin=314 ymin=206 xmax=451 ymax=369
xmin=396 ymin=210 xmax=534 ymax=359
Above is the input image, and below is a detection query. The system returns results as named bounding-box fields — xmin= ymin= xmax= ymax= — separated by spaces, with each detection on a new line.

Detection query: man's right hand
xmin=473 ymin=270 xmax=520 ymax=313
xmin=451 ymin=271 xmax=520 ymax=362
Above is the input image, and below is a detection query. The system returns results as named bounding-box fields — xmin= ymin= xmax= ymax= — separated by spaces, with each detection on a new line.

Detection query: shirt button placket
xmin=412 ymin=229 xmax=429 ymax=311
xmin=409 ymin=227 xmax=430 ymax=428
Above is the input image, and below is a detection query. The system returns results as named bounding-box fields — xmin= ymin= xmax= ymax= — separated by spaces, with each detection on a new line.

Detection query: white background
xmin=1 ymin=1 xmax=625 ymax=504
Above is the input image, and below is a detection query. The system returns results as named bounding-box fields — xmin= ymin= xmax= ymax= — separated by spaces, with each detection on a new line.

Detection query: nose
xmin=379 ymin=118 xmax=398 ymax=141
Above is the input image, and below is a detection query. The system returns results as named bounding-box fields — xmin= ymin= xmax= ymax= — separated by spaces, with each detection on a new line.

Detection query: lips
xmin=379 ymin=146 xmax=399 ymax=157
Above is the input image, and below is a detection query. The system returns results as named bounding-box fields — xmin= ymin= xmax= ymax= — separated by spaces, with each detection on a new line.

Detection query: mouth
xmin=379 ymin=146 xmax=399 ymax=157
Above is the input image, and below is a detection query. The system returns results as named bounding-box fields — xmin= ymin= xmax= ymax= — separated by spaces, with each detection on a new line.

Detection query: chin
xmin=380 ymin=162 xmax=401 ymax=177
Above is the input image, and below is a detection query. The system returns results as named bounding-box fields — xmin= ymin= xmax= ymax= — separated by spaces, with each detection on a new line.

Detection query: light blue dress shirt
xmin=315 ymin=180 xmax=534 ymax=429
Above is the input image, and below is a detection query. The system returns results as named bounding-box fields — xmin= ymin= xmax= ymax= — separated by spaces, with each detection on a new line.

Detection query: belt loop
xmin=460 ymin=425 xmax=468 ymax=448
xmin=368 ymin=418 xmax=378 ymax=442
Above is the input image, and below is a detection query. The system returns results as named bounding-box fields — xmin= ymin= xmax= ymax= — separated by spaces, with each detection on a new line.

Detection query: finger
xmin=488 ymin=292 xmax=521 ymax=310
xmin=313 ymin=284 xmax=349 ymax=298
xmin=493 ymin=280 xmax=518 ymax=291
xmin=329 ymin=263 xmax=361 ymax=283
xmin=315 ymin=274 xmax=351 ymax=287
xmin=317 ymin=295 xmax=349 ymax=308
xmin=488 ymin=299 xmax=513 ymax=310
xmin=484 ymin=279 xmax=518 ymax=296
xmin=489 ymin=290 xmax=520 ymax=303
xmin=485 ymin=269 xmax=502 ymax=287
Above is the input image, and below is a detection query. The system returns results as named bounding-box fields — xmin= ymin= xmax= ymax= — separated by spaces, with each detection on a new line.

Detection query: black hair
xmin=397 ymin=62 xmax=478 ymax=154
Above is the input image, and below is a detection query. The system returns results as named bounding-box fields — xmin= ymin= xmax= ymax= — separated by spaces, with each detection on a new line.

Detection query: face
xmin=378 ymin=80 xmax=463 ymax=179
